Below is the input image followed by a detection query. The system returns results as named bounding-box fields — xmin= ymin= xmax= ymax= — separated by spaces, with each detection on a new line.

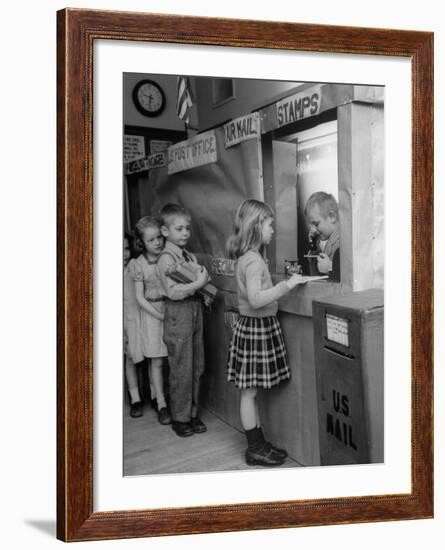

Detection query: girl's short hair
xmin=226 ymin=199 xmax=274 ymax=259
xmin=304 ymin=192 xmax=339 ymax=219
xmin=133 ymin=216 xmax=161 ymax=253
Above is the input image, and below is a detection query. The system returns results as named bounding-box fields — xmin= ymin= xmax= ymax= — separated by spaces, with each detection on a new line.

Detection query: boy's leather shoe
xmin=190 ymin=417 xmax=207 ymax=433
xmin=245 ymin=446 xmax=285 ymax=467
xmin=157 ymin=407 xmax=172 ymax=425
xmin=130 ymin=401 xmax=143 ymax=418
xmin=171 ymin=421 xmax=194 ymax=437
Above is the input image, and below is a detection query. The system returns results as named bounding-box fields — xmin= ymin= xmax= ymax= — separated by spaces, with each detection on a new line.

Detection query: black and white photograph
xmin=3 ymin=0 xmax=441 ymax=547
xmin=123 ymin=73 xmax=384 ymax=476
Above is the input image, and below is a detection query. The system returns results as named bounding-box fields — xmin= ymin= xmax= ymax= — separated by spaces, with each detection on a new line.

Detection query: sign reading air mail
xmin=275 ymin=85 xmax=322 ymax=127
xmin=167 ymin=130 xmax=217 ymax=175
xmin=125 ymin=152 xmax=166 ymax=175
xmin=224 ymin=113 xmax=260 ymax=148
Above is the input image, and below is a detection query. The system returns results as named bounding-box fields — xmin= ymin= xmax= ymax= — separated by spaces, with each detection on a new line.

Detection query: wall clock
xmin=132 ymin=79 xmax=166 ymax=117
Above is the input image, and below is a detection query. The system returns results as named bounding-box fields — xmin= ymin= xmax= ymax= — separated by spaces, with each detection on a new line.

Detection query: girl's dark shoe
xmin=130 ymin=401 xmax=143 ymax=418
xmin=255 ymin=427 xmax=288 ymax=460
xmin=157 ymin=407 xmax=172 ymax=425
xmin=190 ymin=417 xmax=207 ymax=433
xmin=264 ymin=441 xmax=288 ymax=460
xmin=245 ymin=445 xmax=285 ymax=467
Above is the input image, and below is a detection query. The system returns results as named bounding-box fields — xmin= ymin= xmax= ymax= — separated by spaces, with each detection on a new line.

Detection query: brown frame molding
xmin=57 ymin=8 xmax=433 ymax=542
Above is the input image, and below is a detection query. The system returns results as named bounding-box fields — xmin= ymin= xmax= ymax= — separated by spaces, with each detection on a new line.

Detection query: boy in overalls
xmin=157 ymin=204 xmax=210 ymax=437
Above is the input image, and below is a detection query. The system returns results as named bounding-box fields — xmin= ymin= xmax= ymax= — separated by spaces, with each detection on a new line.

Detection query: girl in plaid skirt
xmin=226 ymin=199 xmax=307 ymax=467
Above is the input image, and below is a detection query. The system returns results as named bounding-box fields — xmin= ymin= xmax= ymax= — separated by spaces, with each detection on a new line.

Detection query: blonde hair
xmin=134 ymin=216 xmax=161 ymax=253
xmin=304 ymin=192 xmax=339 ymax=220
xmin=159 ymin=203 xmax=191 ymax=228
xmin=226 ymin=199 xmax=274 ymax=259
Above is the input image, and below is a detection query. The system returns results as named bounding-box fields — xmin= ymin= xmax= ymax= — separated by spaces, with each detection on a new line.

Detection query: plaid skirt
xmin=227 ymin=315 xmax=291 ymax=389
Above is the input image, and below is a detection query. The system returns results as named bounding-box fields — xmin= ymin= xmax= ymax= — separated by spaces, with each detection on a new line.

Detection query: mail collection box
xmin=312 ymin=289 xmax=384 ymax=465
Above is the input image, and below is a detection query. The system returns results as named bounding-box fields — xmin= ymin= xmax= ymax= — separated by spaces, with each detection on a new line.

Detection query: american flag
xmin=176 ymin=76 xmax=194 ymax=124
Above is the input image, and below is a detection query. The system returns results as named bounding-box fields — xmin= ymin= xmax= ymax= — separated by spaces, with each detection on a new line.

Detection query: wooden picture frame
xmin=57 ymin=8 xmax=433 ymax=542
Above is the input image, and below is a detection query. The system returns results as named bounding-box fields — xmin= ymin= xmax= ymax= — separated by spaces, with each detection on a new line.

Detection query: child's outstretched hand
xmin=286 ymin=273 xmax=308 ymax=289
xmin=317 ymin=253 xmax=332 ymax=274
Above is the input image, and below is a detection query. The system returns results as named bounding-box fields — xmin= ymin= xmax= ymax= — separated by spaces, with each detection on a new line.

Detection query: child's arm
xmin=186 ymin=263 xmax=210 ymax=290
xmin=245 ymin=256 xmax=305 ymax=310
xmin=134 ymin=281 xmax=164 ymax=321
xmin=157 ymin=254 xmax=208 ymax=300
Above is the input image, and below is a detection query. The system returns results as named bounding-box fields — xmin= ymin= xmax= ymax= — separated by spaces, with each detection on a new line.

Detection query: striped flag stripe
xmin=176 ymin=76 xmax=194 ymax=123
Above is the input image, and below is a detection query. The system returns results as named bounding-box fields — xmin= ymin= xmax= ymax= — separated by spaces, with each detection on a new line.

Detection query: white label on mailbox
xmin=326 ymin=314 xmax=349 ymax=347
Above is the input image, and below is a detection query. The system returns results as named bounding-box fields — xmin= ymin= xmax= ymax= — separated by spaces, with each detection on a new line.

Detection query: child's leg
xmin=150 ymin=357 xmax=167 ymax=409
xmin=150 ymin=357 xmax=171 ymax=425
xmin=255 ymin=398 xmax=261 ymax=428
xmin=254 ymin=390 xmax=287 ymax=460
xmin=125 ymin=355 xmax=143 ymax=418
xmin=191 ymin=302 xmax=205 ymax=420
xmin=125 ymin=355 xmax=141 ymax=404
xmin=242 ymin=388 xmax=284 ymax=466
xmin=240 ymin=388 xmax=257 ymax=430
xmin=147 ymin=363 xmax=156 ymax=403
xmin=163 ymin=302 xmax=194 ymax=424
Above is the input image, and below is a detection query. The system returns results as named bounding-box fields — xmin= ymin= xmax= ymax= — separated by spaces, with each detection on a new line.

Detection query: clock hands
xmin=134 ymin=81 xmax=165 ymax=116
xmin=140 ymin=91 xmax=158 ymax=108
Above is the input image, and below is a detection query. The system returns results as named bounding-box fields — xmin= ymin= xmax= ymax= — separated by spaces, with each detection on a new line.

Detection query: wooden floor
xmin=124 ymin=403 xmax=302 ymax=476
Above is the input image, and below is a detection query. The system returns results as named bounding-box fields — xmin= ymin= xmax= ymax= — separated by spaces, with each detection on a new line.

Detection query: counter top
xmin=212 ymin=272 xmax=351 ymax=318
xmin=272 ymin=274 xmax=350 ymax=318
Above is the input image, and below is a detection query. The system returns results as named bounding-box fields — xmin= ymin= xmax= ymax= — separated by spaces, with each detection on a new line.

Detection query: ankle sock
xmin=245 ymin=427 xmax=264 ymax=451
xmin=156 ymin=396 xmax=167 ymax=410
xmin=129 ymin=387 xmax=141 ymax=404
xmin=149 ymin=384 xmax=156 ymax=401
xmin=256 ymin=426 xmax=266 ymax=445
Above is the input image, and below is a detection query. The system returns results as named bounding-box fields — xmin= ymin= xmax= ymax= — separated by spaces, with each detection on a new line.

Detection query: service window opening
xmin=271 ymin=118 xmax=340 ymax=279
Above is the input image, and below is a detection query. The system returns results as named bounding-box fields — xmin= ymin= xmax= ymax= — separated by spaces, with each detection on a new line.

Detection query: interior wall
xmin=272 ymin=141 xmax=298 ymax=272
xmin=195 ymin=77 xmax=302 ymax=131
xmin=371 ymin=104 xmax=385 ymax=289
xmin=124 ymin=73 xmax=195 ymax=130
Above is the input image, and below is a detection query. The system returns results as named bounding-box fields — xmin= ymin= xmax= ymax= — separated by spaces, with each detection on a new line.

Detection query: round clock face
xmin=133 ymin=80 xmax=166 ymax=117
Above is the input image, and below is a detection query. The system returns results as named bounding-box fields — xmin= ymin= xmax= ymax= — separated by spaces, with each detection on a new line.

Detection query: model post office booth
xmin=125 ymin=82 xmax=384 ymax=466
xmin=257 ymin=83 xmax=384 ymax=465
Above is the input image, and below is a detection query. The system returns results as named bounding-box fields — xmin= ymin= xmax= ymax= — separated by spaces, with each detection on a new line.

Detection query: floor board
xmin=124 ymin=403 xmax=302 ymax=476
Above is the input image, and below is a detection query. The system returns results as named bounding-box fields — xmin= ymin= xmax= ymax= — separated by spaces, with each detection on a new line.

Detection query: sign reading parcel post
xmin=167 ymin=130 xmax=217 ymax=175
xmin=125 ymin=152 xmax=166 ymax=175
